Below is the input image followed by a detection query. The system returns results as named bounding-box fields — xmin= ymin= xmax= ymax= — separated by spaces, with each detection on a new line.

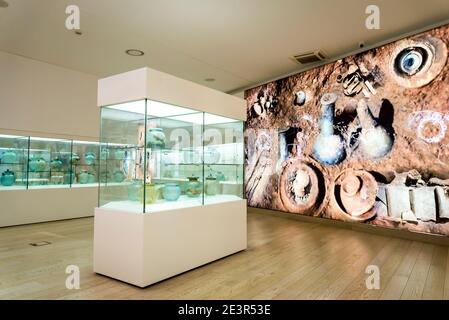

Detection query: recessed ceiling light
xmin=204 ymin=78 xmax=215 ymax=82
xmin=0 ymin=0 xmax=9 ymax=8
xmin=126 ymin=49 xmax=144 ymax=57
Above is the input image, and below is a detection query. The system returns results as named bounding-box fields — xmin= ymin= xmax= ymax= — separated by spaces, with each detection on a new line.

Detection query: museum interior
xmin=1 ymin=0 xmax=449 ymax=301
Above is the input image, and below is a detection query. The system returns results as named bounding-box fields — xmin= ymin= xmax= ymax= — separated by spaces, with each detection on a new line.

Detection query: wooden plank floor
xmin=0 ymin=211 xmax=448 ymax=300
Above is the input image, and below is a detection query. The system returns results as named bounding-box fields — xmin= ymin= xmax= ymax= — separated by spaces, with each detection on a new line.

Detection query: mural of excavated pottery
xmin=331 ymin=169 xmax=378 ymax=221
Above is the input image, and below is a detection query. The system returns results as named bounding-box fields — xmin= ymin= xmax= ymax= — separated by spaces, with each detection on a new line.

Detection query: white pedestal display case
xmin=94 ymin=67 xmax=247 ymax=287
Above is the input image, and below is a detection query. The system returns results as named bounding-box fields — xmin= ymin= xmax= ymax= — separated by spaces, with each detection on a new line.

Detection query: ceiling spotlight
xmin=125 ymin=49 xmax=144 ymax=57
xmin=204 ymin=78 xmax=215 ymax=82
xmin=0 ymin=0 xmax=9 ymax=8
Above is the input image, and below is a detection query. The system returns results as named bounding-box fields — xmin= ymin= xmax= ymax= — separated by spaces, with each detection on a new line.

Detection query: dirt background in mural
xmin=245 ymin=24 xmax=449 ymax=236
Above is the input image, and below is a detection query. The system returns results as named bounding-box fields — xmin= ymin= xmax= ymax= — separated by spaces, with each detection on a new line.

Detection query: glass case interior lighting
xmin=98 ymin=99 xmax=244 ymax=214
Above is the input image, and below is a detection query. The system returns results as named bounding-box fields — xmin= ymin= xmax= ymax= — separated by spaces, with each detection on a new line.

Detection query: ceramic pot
xmin=29 ymin=157 xmax=47 ymax=172
xmin=87 ymin=173 xmax=96 ymax=183
xmin=147 ymin=128 xmax=166 ymax=149
xmin=145 ymin=184 xmax=162 ymax=204
xmin=1 ymin=169 xmax=15 ymax=186
xmin=114 ymin=149 xmax=126 ymax=160
xmin=113 ymin=170 xmax=125 ymax=183
xmin=1 ymin=150 xmax=17 ymax=164
xmin=163 ymin=183 xmax=181 ymax=201
xmin=78 ymin=170 xmax=89 ymax=184
xmin=84 ymin=152 xmax=96 ymax=165
xmin=186 ymin=176 xmax=202 ymax=198
xmin=216 ymin=172 xmax=226 ymax=182
xmin=50 ymin=158 xmax=63 ymax=170
xmin=205 ymin=176 xmax=220 ymax=196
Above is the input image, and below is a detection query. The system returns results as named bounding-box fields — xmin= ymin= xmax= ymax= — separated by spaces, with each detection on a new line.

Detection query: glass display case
xmin=0 ymin=134 xmax=100 ymax=190
xmin=0 ymin=134 xmax=29 ymax=190
xmin=98 ymin=99 xmax=244 ymax=213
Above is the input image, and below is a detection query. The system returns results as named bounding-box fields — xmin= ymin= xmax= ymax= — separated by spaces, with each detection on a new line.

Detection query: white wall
xmin=0 ymin=51 xmax=98 ymax=140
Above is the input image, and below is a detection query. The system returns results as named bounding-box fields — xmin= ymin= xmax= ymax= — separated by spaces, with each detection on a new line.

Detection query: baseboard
xmin=248 ymin=207 xmax=449 ymax=246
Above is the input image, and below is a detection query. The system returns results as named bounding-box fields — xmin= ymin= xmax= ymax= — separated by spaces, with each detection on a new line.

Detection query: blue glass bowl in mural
xmin=29 ymin=156 xmax=47 ymax=172
xmin=84 ymin=152 xmax=96 ymax=165
xmin=1 ymin=150 xmax=17 ymax=164
xmin=1 ymin=169 xmax=16 ymax=186
xmin=113 ymin=170 xmax=125 ymax=183
xmin=114 ymin=148 xmax=126 ymax=160
xmin=163 ymin=183 xmax=181 ymax=201
xmin=50 ymin=158 xmax=64 ymax=170
xmin=147 ymin=128 xmax=166 ymax=150
xmin=186 ymin=176 xmax=202 ymax=198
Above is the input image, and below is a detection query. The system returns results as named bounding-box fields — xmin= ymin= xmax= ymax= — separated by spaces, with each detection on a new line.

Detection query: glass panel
xmin=28 ymin=137 xmax=72 ymax=189
xmin=71 ymin=140 xmax=100 ymax=187
xmin=99 ymin=100 xmax=146 ymax=213
xmin=203 ymin=113 xmax=244 ymax=205
xmin=0 ymin=135 xmax=29 ymax=190
xmin=145 ymin=101 xmax=204 ymax=213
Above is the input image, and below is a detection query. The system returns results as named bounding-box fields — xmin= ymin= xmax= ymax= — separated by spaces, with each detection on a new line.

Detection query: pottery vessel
xmin=163 ymin=183 xmax=181 ymax=201
xmin=147 ymin=128 xmax=166 ymax=149
xmin=186 ymin=176 xmax=202 ymax=197
xmin=1 ymin=169 xmax=15 ymax=186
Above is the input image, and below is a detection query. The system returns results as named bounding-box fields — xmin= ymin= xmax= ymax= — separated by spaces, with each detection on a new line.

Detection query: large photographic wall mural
xmin=244 ymin=24 xmax=449 ymax=236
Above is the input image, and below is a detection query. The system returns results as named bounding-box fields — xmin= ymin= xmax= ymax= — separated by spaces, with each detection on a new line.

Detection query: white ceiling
xmin=1 ymin=0 xmax=449 ymax=93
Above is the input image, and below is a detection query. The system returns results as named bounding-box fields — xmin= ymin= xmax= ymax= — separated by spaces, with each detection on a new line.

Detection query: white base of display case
xmin=0 ymin=186 xmax=97 ymax=227
xmin=93 ymin=199 xmax=247 ymax=287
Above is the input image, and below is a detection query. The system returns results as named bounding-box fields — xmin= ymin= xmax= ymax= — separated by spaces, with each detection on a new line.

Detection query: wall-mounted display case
xmin=0 ymin=134 xmax=99 ymax=190
xmin=98 ymin=99 xmax=244 ymax=213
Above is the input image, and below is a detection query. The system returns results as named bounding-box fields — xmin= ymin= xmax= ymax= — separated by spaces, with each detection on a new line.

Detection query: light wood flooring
xmin=1 ymin=211 xmax=449 ymax=299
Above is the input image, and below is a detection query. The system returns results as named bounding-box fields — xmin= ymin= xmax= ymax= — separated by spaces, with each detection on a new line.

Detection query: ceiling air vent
xmin=292 ymin=51 xmax=327 ymax=64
